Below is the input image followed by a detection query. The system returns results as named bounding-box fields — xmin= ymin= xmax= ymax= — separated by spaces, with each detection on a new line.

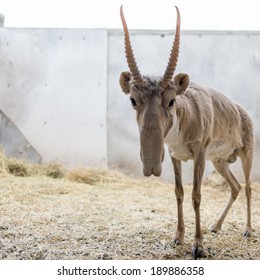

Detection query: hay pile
xmin=0 ymin=150 xmax=259 ymax=260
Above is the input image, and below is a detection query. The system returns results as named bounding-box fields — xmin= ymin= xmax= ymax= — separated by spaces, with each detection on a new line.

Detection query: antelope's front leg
xmin=192 ymin=146 xmax=206 ymax=259
xmin=171 ymin=157 xmax=185 ymax=245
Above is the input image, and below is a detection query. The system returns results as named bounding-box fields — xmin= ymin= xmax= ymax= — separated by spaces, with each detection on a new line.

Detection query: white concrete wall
xmin=0 ymin=28 xmax=259 ymax=181
xmin=0 ymin=28 xmax=107 ymax=167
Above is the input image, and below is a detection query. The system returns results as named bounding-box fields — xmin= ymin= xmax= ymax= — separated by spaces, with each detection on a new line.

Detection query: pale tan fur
xmin=119 ymin=72 xmax=254 ymax=259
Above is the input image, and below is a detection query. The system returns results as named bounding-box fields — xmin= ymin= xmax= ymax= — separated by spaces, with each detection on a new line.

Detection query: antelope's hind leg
xmin=239 ymin=148 xmax=253 ymax=237
xmin=210 ymin=159 xmax=241 ymax=233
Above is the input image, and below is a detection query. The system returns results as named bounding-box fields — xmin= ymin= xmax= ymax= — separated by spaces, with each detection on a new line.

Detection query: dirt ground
xmin=0 ymin=155 xmax=259 ymax=260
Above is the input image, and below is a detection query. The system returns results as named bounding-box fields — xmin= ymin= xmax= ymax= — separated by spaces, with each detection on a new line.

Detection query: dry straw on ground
xmin=0 ymin=150 xmax=259 ymax=260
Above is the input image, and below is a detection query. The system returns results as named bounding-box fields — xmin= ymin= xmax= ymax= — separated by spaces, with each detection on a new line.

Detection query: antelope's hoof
xmin=244 ymin=227 xmax=253 ymax=238
xmin=192 ymin=246 xmax=205 ymax=260
xmin=174 ymin=232 xmax=184 ymax=245
xmin=210 ymin=223 xmax=221 ymax=233
xmin=174 ymin=238 xmax=183 ymax=245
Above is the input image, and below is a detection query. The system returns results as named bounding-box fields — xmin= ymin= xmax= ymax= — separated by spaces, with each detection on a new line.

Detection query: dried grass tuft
xmin=40 ymin=163 xmax=65 ymax=179
xmin=66 ymin=167 xmax=127 ymax=185
xmin=0 ymin=149 xmax=64 ymax=179
xmin=0 ymin=148 xmax=8 ymax=176
xmin=5 ymin=159 xmax=28 ymax=177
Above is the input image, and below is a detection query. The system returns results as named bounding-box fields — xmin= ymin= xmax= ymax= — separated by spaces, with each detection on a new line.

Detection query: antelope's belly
xmin=165 ymin=128 xmax=239 ymax=162
xmin=205 ymin=141 xmax=238 ymax=161
xmin=164 ymin=121 xmax=241 ymax=162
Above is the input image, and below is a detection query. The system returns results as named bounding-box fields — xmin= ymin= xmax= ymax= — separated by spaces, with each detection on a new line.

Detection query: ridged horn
xmin=160 ymin=6 xmax=181 ymax=88
xmin=120 ymin=5 xmax=144 ymax=86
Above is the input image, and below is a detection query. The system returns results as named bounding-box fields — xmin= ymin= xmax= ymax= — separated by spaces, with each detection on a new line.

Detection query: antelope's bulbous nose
xmin=143 ymin=164 xmax=162 ymax=177
xmin=140 ymin=114 xmax=165 ymax=178
xmin=140 ymin=145 xmax=164 ymax=177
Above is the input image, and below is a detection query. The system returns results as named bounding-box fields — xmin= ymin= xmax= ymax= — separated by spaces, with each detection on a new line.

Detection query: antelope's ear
xmin=173 ymin=73 xmax=190 ymax=95
xmin=119 ymin=71 xmax=131 ymax=94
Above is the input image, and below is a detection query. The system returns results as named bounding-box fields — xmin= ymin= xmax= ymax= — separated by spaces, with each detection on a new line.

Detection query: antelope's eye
xmin=168 ymin=99 xmax=175 ymax=107
xmin=130 ymin=97 xmax=137 ymax=106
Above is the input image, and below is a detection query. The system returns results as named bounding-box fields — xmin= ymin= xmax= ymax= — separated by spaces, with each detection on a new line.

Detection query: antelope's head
xmin=119 ymin=6 xmax=189 ymax=177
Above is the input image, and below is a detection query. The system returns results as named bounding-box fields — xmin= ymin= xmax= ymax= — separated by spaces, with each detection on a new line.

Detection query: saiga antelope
xmin=119 ymin=5 xmax=254 ymax=259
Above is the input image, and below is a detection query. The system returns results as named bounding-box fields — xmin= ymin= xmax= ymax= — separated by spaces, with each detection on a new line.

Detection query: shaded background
xmin=0 ymin=28 xmax=259 ymax=182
